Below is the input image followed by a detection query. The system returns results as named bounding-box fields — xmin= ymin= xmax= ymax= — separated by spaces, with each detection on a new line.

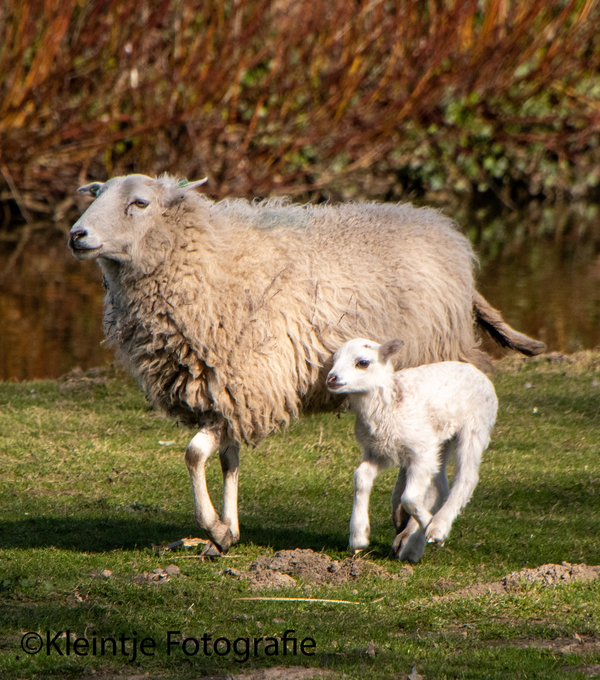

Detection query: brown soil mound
xmin=226 ymin=549 xmax=413 ymax=590
xmin=436 ymin=562 xmax=600 ymax=601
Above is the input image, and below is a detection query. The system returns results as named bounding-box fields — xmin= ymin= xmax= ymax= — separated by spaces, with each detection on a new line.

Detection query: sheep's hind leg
xmin=219 ymin=440 xmax=240 ymax=545
xmin=185 ymin=429 xmax=235 ymax=553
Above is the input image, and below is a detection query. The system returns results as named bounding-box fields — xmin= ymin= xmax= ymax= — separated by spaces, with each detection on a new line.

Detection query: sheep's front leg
xmin=219 ymin=440 xmax=240 ymax=544
xmin=185 ymin=429 xmax=235 ymax=553
xmin=349 ymin=459 xmax=380 ymax=552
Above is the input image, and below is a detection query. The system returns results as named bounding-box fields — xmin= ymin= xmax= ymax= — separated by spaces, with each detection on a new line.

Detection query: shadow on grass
xmin=0 ymin=516 xmax=191 ymax=552
xmin=0 ymin=514 xmax=351 ymax=555
xmin=2 ymin=473 xmax=599 ymax=564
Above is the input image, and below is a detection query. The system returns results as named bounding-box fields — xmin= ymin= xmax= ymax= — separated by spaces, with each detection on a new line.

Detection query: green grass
xmin=1 ymin=357 xmax=600 ymax=678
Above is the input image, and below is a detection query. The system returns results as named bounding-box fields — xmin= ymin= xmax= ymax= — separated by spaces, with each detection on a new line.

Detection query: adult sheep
xmin=68 ymin=173 xmax=544 ymax=553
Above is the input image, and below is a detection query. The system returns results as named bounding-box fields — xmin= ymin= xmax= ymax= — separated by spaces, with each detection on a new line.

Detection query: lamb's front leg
xmin=390 ymin=466 xmax=424 ymax=563
xmin=185 ymin=428 xmax=235 ymax=553
xmin=349 ymin=459 xmax=380 ymax=552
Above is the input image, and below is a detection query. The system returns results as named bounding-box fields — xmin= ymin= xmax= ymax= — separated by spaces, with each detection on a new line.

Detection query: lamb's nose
xmin=326 ymin=373 xmax=338 ymax=386
xmin=68 ymin=228 xmax=87 ymax=248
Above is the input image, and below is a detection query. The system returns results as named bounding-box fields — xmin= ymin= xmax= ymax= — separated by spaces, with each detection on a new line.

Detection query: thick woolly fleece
xmin=75 ymin=175 xmax=490 ymax=443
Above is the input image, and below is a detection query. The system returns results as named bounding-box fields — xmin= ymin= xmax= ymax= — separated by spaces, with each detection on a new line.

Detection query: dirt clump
xmin=563 ymin=663 xmax=600 ymax=676
xmin=227 ymin=549 xmax=413 ymax=590
xmin=231 ymin=667 xmax=334 ymax=679
xmin=488 ymin=635 xmax=600 ymax=656
xmin=501 ymin=562 xmax=600 ymax=588
xmin=435 ymin=562 xmax=600 ymax=601
xmin=58 ymin=366 xmax=108 ymax=391
xmin=132 ymin=564 xmax=182 ymax=585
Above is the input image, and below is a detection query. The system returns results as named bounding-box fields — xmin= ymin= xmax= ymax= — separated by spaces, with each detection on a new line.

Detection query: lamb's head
xmin=68 ymin=174 xmax=207 ymax=265
xmin=326 ymin=338 xmax=404 ymax=395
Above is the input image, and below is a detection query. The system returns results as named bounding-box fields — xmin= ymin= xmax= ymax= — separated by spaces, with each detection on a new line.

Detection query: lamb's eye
xmin=356 ymin=359 xmax=370 ymax=369
xmin=133 ymin=199 xmax=149 ymax=209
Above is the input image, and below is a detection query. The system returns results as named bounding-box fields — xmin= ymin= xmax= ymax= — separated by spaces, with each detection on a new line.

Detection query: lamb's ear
xmin=378 ymin=339 xmax=404 ymax=363
xmin=77 ymin=182 xmax=104 ymax=198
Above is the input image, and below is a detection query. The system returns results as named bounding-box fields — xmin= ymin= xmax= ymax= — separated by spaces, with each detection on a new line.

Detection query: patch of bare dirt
xmin=58 ymin=366 xmax=108 ymax=391
xmin=77 ymin=669 xmax=336 ymax=680
xmin=226 ymin=549 xmax=413 ymax=590
xmin=433 ymin=562 xmax=600 ymax=601
xmin=503 ymin=562 xmax=600 ymax=588
xmin=132 ymin=564 xmax=182 ymax=585
xmin=488 ymin=635 xmax=600 ymax=656
xmin=563 ymin=664 xmax=600 ymax=677
xmin=230 ymin=668 xmax=334 ymax=679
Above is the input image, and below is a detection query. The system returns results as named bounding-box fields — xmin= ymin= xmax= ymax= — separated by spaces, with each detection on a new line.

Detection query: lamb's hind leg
xmin=426 ymin=429 xmax=485 ymax=546
xmin=185 ymin=428 xmax=236 ymax=553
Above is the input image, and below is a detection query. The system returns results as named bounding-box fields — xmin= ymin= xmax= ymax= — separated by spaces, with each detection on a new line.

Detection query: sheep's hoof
xmin=199 ymin=541 xmax=222 ymax=557
xmin=208 ymin=525 xmax=235 ymax=555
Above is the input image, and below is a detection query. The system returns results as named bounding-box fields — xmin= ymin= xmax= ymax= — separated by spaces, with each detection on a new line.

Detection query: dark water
xmin=1 ymin=203 xmax=600 ymax=381
xmin=0 ymin=237 xmax=111 ymax=381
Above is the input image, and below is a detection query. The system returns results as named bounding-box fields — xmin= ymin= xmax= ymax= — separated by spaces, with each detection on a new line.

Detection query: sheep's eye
xmin=355 ymin=359 xmax=370 ymax=369
xmin=133 ymin=199 xmax=149 ymax=209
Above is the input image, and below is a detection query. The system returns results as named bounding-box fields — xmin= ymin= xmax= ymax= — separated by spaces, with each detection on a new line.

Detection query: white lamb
xmin=327 ymin=338 xmax=498 ymax=563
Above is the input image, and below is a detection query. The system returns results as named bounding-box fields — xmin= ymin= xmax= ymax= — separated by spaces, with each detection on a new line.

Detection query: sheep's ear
xmin=78 ymin=182 xmax=104 ymax=198
xmin=378 ymin=339 xmax=404 ymax=363
xmin=176 ymin=178 xmax=208 ymax=191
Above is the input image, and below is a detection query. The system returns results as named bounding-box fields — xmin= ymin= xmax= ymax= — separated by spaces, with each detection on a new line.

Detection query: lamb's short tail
xmin=473 ymin=291 xmax=546 ymax=356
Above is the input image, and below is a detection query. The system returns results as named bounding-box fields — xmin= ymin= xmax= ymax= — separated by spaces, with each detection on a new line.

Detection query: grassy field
xmin=1 ymin=354 xmax=600 ymax=679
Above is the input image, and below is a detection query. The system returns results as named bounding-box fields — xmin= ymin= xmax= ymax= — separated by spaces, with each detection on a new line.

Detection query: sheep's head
xmin=326 ymin=338 xmax=404 ymax=395
xmin=68 ymin=174 xmax=207 ymax=265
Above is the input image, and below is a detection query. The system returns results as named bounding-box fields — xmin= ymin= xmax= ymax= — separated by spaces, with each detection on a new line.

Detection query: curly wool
xmin=98 ymin=176 xmax=481 ymax=444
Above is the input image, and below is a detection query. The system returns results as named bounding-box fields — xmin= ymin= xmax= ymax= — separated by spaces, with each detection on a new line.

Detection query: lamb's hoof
xmin=389 ymin=528 xmax=411 ymax=558
xmin=393 ymin=529 xmax=426 ymax=563
xmin=426 ymin=537 xmax=445 ymax=546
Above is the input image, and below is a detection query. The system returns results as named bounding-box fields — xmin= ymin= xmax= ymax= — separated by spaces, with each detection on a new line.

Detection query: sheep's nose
xmin=68 ymin=228 xmax=87 ymax=249
xmin=326 ymin=373 xmax=338 ymax=387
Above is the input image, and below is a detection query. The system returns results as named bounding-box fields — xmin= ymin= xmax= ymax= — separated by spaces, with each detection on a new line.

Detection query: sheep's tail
xmin=473 ymin=291 xmax=546 ymax=356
